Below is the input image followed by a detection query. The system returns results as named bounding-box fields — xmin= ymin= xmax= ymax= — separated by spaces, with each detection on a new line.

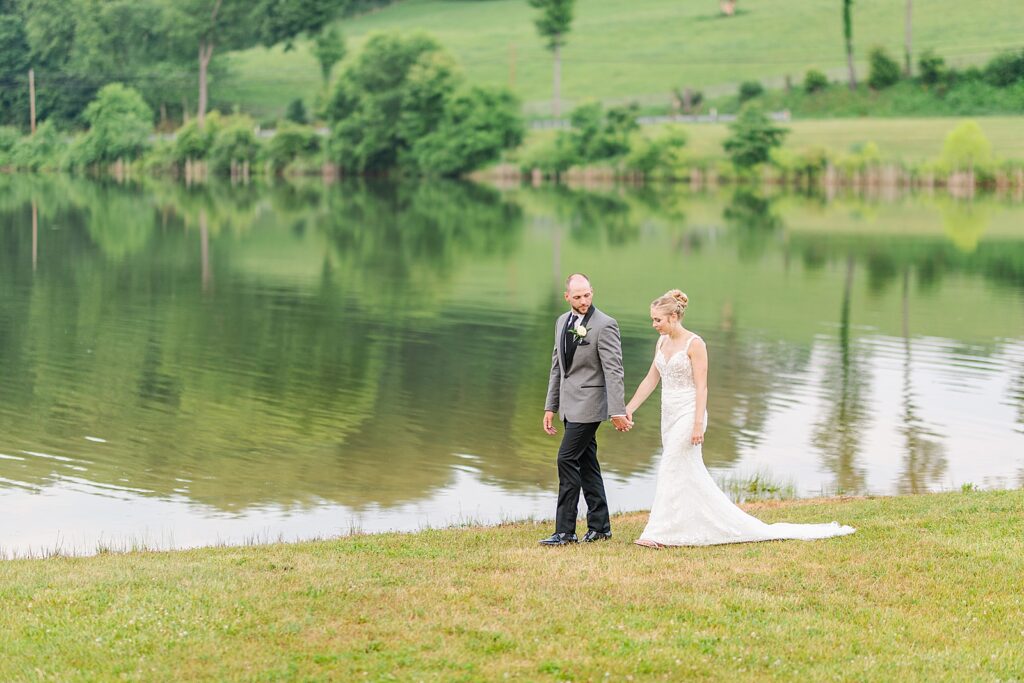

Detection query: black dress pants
xmin=555 ymin=420 xmax=611 ymax=535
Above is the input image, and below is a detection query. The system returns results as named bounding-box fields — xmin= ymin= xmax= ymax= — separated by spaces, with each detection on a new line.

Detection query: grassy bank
xmin=518 ymin=116 xmax=1024 ymax=164
xmin=2 ymin=490 xmax=1022 ymax=680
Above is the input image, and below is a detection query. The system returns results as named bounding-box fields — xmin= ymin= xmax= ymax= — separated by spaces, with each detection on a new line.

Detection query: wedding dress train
xmin=637 ymin=335 xmax=856 ymax=546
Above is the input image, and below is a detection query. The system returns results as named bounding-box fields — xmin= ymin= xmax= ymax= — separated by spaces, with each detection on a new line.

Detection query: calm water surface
xmin=1 ymin=176 xmax=1022 ymax=555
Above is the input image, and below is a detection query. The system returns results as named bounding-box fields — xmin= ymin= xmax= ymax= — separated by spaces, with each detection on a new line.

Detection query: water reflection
xmin=1 ymin=175 xmax=1022 ymax=554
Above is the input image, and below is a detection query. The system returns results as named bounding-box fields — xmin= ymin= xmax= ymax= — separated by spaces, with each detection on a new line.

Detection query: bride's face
xmin=650 ymin=308 xmax=677 ymax=334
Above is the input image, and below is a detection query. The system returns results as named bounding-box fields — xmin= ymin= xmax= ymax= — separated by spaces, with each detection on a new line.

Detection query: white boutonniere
xmin=570 ymin=324 xmax=590 ymax=343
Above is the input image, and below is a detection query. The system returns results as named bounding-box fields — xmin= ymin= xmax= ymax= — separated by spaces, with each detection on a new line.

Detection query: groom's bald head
xmin=564 ymin=273 xmax=593 ymax=315
xmin=565 ymin=273 xmax=591 ymax=291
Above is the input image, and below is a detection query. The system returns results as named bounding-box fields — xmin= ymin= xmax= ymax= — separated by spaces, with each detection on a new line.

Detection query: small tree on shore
xmin=842 ymin=0 xmax=857 ymax=90
xmin=72 ymin=83 xmax=153 ymax=166
xmin=312 ymin=26 xmax=347 ymax=87
xmin=528 ymin=0 xmax=575 ymax=118
xmin=723 ymin=104 xmax=788 ymax=171
xmin=942 ymin=120 xmax=992 ymax=172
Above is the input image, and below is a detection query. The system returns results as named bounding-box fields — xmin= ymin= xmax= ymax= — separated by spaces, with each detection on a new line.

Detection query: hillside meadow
xmin=220 ymin=0 xmax=1024 ymax=117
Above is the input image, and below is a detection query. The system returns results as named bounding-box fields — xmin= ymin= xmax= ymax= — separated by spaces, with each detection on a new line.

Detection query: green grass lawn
xmin=513 ymin=116 xmax=1024 ymax=165
xmin=219 ymin=0 xmax=1024 ymax=118
xmin=3 ymin=490 xmax=1023 ymax=680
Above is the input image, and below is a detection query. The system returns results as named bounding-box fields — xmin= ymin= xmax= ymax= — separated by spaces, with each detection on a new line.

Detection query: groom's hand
xmin=543 ymin=411 xmax=558 ymax=435
xmin=611 ymin=415 xmax=632 ymax=432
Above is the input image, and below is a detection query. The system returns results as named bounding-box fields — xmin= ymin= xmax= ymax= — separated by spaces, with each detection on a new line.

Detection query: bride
xmin=625 ymin=289 xmax=856 ymax=548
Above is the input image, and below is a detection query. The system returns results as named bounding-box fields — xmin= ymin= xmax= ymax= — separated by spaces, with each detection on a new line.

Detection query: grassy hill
xmin=219 ymin=0 xmax=1024 ymax=118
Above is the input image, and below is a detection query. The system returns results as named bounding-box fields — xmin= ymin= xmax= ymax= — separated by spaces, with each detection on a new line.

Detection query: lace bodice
xmin=655 ymin=335 xmax=700 ymax=392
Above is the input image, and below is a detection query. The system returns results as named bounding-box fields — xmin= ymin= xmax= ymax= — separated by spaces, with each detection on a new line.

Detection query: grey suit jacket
xmin=544 ymin=307 xmax=627 ymax=423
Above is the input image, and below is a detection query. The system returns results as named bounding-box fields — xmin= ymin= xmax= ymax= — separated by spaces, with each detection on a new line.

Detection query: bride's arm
xmin=625 ymin=359 xmax=661 ymax=421
xmin=690 ymin=339 xmax=709 ymax=445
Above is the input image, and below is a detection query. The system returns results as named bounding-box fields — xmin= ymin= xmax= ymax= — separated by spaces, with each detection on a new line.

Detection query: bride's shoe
xmin=633 ymin=539 xmax=664 ymax=549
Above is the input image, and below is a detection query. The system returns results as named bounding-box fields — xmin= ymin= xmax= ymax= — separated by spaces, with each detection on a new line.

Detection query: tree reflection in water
xmin=0 ymin=175 xmax=1021 ymax=523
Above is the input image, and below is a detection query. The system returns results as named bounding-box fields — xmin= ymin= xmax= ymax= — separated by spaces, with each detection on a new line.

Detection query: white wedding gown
xmin=638 ymin=335 xmax=856 ymax=546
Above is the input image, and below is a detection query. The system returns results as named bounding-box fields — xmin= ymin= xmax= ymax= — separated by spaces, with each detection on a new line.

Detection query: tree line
xmin=0 ymin=0 xmax=391 ymax=129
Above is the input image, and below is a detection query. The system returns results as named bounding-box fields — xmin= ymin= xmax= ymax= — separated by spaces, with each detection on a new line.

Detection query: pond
xmin=1 ymin=175 xmax=1022 ymax=556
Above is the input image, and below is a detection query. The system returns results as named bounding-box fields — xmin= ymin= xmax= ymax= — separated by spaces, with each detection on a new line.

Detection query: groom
xmin=540 ymin=273 xmax=630 ymax=546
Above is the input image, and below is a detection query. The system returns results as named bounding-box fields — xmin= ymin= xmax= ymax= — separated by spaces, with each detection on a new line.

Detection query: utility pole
xmin=29 ymin=68 xmax=36 ymax=134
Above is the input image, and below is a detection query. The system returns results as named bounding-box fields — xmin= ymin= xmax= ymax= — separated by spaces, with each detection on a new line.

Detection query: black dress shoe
xmin=582 ymin=530 xmax=612 ymax=543
xmin=539 ymin=532 xmax=578 ymax=546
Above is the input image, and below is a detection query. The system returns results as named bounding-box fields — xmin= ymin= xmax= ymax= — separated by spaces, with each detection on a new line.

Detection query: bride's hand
xmin=691 ymin=427 xmax=704 ymax=446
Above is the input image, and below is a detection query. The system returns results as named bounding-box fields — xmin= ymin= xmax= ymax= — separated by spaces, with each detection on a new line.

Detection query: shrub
xmin=566 ymin=101 xmax=639 ymax=163
xmin=983 ymin=49 xmax=1024 ymax=87
xmin=738 ymin=80 xmax=764 ymax=103
xmin=918 ymin=49 xmax=947 ymax=87
xmin=868 ymin=47 xmax=902 ymax=90
xmin=941 ymin=120 xmax=992 ymax=171
xmin=285 ymin=98 xmax=308 ymax=124
xmin=11 ymin=120 xmax=63 ymax=171
xmin=624 ymin=127 xmax=687 ymax=178
xmin=264 ymin=121 xmax=320 ymax=173
xmin=174 ymin=112 xmax=223 ymax=162
xmin=209 ymin=118 xmax=261 ymax=174
xmin=0 ymin=125 xmax=19 ymax=164
xmin=804 ymin=69 xmax=828 ymax=93
xmin=517 ymin=134 xmax=576 ymax=175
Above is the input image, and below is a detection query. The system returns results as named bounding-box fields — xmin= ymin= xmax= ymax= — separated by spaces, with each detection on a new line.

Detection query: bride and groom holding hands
xmin=539 ymin=273 xmax=855 ymax=548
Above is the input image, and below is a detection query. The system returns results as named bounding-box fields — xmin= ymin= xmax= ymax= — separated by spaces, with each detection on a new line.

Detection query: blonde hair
xmin=651 ymin=289 xmax=689 ymax=319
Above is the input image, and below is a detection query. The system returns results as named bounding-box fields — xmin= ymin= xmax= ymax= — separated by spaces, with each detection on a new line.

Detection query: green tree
xmin=311 ymin=25 xmax=346 ymax=87
xmin=19 ymin=0 xmax=192 ymax=126
xmin=73 ymin=83 xmax=153 ymax=165
xmin=941 ymin=120 xmax=992 ymax=171
xmin=0 ymin=10 xmax=30 ymax=127
xmin=326 ymin=34 xmax=521 ymax=176
xmin=162 ymin=0 xmax=346 ymax=126
xmin=326 ymin=32 xmax=457 ymax=172
xmin=842 ymin=0 xmax=857 ymax=90
xmin=528 ymin=0 xmax=574 ymax=118
xmin=566 ymin=101 xmax=638 ymax=162
xmin=722 ymin=104 xmax=788 ymax=171
xmin=904 ymin=0 xmax=913 ymax=76
xmin=410 ymin=86 xmax=523 ymax=176
xmin=868 ymin=46 xmax=901 ymax=90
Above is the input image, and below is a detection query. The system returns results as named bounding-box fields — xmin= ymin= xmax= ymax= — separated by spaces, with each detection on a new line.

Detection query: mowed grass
xmin=2 ymin=491 xmax=1023 ymax=680
xmin=220 ymin=0 xmax=1024 ymax=117
xmin=516 ymin=116 xmax=1024 ymax=163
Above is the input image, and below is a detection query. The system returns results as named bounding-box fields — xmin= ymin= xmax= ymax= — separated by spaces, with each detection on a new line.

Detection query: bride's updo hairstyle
xmin=651 ymin=289 xmax=689 ymax=320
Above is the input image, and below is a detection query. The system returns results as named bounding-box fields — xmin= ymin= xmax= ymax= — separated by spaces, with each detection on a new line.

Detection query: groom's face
xmin=565 ymin=281 xmax=593 ymax=315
